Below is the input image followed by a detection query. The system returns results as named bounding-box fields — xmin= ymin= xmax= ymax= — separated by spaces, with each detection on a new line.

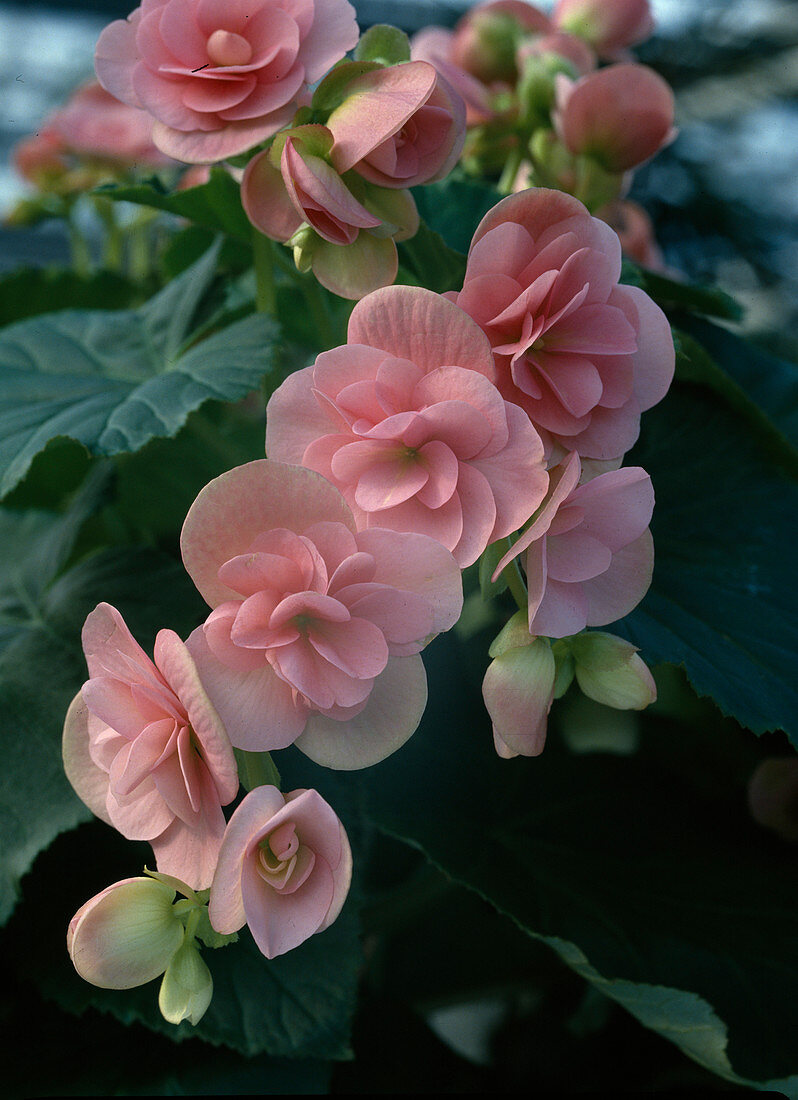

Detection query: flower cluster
xmin=59 ymin=0 xmax=674 ymax=1033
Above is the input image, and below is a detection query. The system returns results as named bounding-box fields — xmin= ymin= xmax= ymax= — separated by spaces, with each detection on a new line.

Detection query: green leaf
xmin=673 ymin=327 xmax=796 ymax=479
xmin=0 ymin=244 xmax=279 ymax=500
xmin=0 ymin=481 xmax=205 ymax=924
xmin=363 ymin=634 xmax=798 ymax=1091
xmin=397 ymin=219 xmax=467 ymax=294
xmin=616 ymin=383 xmax=798 ymax=743
xmin=621 ymin=260 xmax=743 ymax=322
xmin=0 ymin=267 xmax=141 ymax=328
xmin=677 ymin=315 xmax=798 ymax=452
xmin=99 ymin=167 xmax=252 ymax=240
xmin=411 ymin=176 xmax=502 ymax=255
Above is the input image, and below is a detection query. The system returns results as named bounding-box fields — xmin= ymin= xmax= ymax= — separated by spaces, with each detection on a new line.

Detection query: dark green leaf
xmin=617 ymin=383 xmax=798 ymax=743
xmin=397 ymin=219 xmax=467 ymax=294
xmin=621 ymin=260 xmax=743 ymax=322
xmin=0 ymin=479 xmax=204 ymax=924
xmin=99 ymin=167 xmax=252 ymax=240
xmin=0 ymin=244 xmax=279 ymax=499
xmin=364 ymin=634 xmax=798 ymax=1090
xmin=412 ymin=176 xmax=502 ymax=255
xmin=0 ymin=267 xmax=141 ymax=327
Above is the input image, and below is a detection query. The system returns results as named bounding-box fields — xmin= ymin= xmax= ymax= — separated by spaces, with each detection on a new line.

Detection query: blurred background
xmin=1 ymin=0 xmax=796 ymax=356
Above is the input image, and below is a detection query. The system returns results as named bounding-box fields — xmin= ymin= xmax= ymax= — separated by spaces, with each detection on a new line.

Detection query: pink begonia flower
xmin=493 ymin=451 xmax=655 ymax=637
xmin=450 ymin=188 xmax=674 ymax=462
xmin=13 ymin=130 xmax=69 ymax=185
xmin=326 ymin=61 xmax=466 ymax=189
xmin=410 ymin=26 xmax=495 ymax=125
xmin=597 ymin=199 xmax=664 ymax=271
xmin=68 ymin=876 xmax=185 ymax=989
xmin=482 ymin=613 xmax=556 ymax=758
xmin=450 ymin=0 xmax=552 ymax=86
xmin=46 ymin=81 xmax=173 ymax=166
xmin=553 ymin=64 xmax=676 ymax=173
xmin=94 ymin=0 xmax=360 ymax=163
xmin=62 ymin=603 xmax=239 ymax=890
xmin=266 ymin=285 xmax=549 ymax=567
xmin=209 ymin=785 xmax=351 ymax=958
xmin=180 ymin=460 xmax=462 ymax=767
xmin=553 ymin=0 xmax=654 ymax=59
xmin=747 ymin=758 xmax=798 ymax=843
xmin=242 ymin=124 xmax=418 ymax=299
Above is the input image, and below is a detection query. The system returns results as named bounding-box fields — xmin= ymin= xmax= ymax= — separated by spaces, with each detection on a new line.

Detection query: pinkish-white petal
xmin=63 ymin=692 xmax=113 ymax=825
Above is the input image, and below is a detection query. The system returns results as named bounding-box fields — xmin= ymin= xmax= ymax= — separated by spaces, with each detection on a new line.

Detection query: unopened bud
xmin=483 ymin=624 xmax=555 ymax=757
xmin=570 ymin=631 xmax=656 ymax=710
xmin=159 ymin=938 xmax=214 ymax=1026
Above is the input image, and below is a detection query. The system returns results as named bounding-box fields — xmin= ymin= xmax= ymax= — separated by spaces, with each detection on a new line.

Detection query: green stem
xmin=92 ymin=196 xmax=123 ymax=272
xmin=67 ymin=214 xmax=92 ymax=277
xmin=503 ymin=557 xmax=528 ymax=613
xmin=301 ymin=274 xmax=337 ymax=350
xmin=497 ymin=141 xmax=525 ymax=195
xmin=128 ymin=208 xmax=157 ymax=283
xmin=252 ymin=230 xmax=277 ymax=315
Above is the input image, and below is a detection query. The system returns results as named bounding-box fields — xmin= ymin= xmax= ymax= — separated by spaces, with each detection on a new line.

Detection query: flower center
xmin=206 ymin=30 xmax=253 ymax=67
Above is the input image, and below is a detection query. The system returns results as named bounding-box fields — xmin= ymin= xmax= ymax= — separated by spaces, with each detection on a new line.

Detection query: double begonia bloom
xmin=553 ymin=0 xmax=654 ymax=59
xmin=554 ymin=64 xmax=676 ymax=173
xmin=180 ymin=460 xmax=463 ymax=767
xmin=62 ymin=603 xmax=239 ymax=890
xmin=450 ymin=188 xmax=674 ymax=462
xmin=209 ymin=786 xmax=351 ymax=958
xmin=94 ymin=0 xmax=359 ymax=163
xmin=266 ymin=286 xmax=549 ymax=567
xmin=326 ymin=61 xmax=466 ymax=189
xmin=493 ymin=451 xmax=655 ymax=637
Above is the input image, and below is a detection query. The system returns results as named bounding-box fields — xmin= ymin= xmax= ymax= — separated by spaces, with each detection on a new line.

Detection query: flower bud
xmin=67 ymin=877 xmax=185 ymax=990
xmin=483 ymin=620 xmax=556 ymax=758
xmin=747 ymin=758 xmax=798 ymax=843
xmin=451 ymin=2 xmax=552 ymax=86
xmin=553 ymin=0 xmax=655 ymax=59
xmin=569 ymin=632 xmax=656 ymax=710
xmin=159 ymin=938 xmax=214 ymax=1026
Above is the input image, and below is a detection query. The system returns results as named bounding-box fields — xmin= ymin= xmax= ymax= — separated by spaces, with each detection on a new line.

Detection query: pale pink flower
xmin=266 ymin=285 xmax=549 ymax=567
xmin=209 ymin=785 xmax=351 ymax=958
xmin=180 ymin=460 xmax=463 ymax=767
xmin=95 ymin=0 xmax=360 ymax=163
xmin=554 ymin=64 xmax=676 ymax=173
xmin=47 ymin=81 xmax=172 ymax=166
xmin=410 ymin=26 xmax=495 ymax=125
xmin=450 ymin=188 xmax=674 ymax=461
xmin=327 ymin=61 xmax=466 ymax=189
xmin=553 ymin=0 xmax=655 ymax=59
xmin=13 ymin=130 xmax=69 ymax=185
xmin=492 ymin=451 xmax=655 ymax=637
xmin=62 ymin=603 xmax=239 ymax=890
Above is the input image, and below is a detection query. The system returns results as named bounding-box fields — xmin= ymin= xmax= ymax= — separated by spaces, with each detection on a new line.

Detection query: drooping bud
xmin=483 ymin=612 xmax=556 ymax=758
xmin=569 ymin=631 xmax=656 ymax=710
xmin=159 ymin=938 xmax=214 ymax=1026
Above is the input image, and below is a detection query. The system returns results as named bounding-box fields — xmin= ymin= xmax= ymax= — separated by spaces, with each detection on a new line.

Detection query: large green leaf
xmin=363 ymin=634 xmax=798 ymax=1092
xmin=621 ymin=260 xmax=743 ymax=323
xmin=412 ymin=176 xmax=501 ymax=255
xmin=0 ymin=242 xmax=278 ymax=499
xmin=99 ymin=167 xmax=252 ymax=240
xmin=0 ymin=477 xmax=205 ymax=924
xmin=616 ymin=383 xmax=798 ymax=744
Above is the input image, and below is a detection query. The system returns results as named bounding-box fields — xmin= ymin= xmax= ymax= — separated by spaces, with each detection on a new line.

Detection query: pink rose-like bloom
xmin=493 ymin=451 xmax=655 ymax=637
xmin=553 ymin=0 xmax=654 ymax=59
xmin=266 ymin=285 xmax=549 ymax=567
xmin=327 ymin=61 xmax=466 ymax=189
xmin=180 ymin=460 xmax=463 ymax=767
xmin=62 ymin=603 xmax=239 ymax=890
xmin=209 ymin=785 xmax=351 ymax=958
xmin=95 ymin=0 xmax=360 ymax=163
xmin=47 ymin=81 xmax=172 ymax=166
xmin=554 ymin=64 xmax=676 ymax=173
xmin=450 ymin=188 xmax=674 ymax=462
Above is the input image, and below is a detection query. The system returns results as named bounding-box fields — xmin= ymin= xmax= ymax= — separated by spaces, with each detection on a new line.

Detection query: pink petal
xmin=569 ymin=466 xmax=654 ymax=550
xmin=295 ymin=654 xmax=428 ymax=769
xmin=310 ymin=233 xmax=398 ymax=300
xmin=469 ymin=188 xmax=588 ymax=255
xmin=181 ymin=461 xmax=355 ymax=609
xmin=62 ymin=692 xmax=113 ymax=825
xmin=583 ymin=529 xmax=654 ymax=625
xmin=186 ymin=625 xmax=308 ymax=750
xmin=297 ymin=0 xmax=359 ymax=83
xmin=95 ymin=16 xmax=143 ymax=108
xmin=151 ymin=108 xmax=296 ymax=162
xmin=348 ymin=286 xmax=495 ymax=379
xmin=529 ymin=576 xmax=589 ymax=638
xmin=546 ymin=532 xmax=613 ymax=582
xmin=470 ymin=401 xmax=548 ymax=540
xmin=242 ymin=847 xmax=334 ymax=958
xmin=611 ymin=284 xmax=674 ymax=410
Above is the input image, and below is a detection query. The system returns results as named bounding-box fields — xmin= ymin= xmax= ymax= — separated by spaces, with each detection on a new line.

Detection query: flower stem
xmin=503 ymin=557 xmax=528 ymax=612
xmin=301 ymin=274 xmax=337 ymax=350
xmin=252 ymin=230 xmax=276 ymax=315
xmin=498 ymin=142 xmax=525 ymax=195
